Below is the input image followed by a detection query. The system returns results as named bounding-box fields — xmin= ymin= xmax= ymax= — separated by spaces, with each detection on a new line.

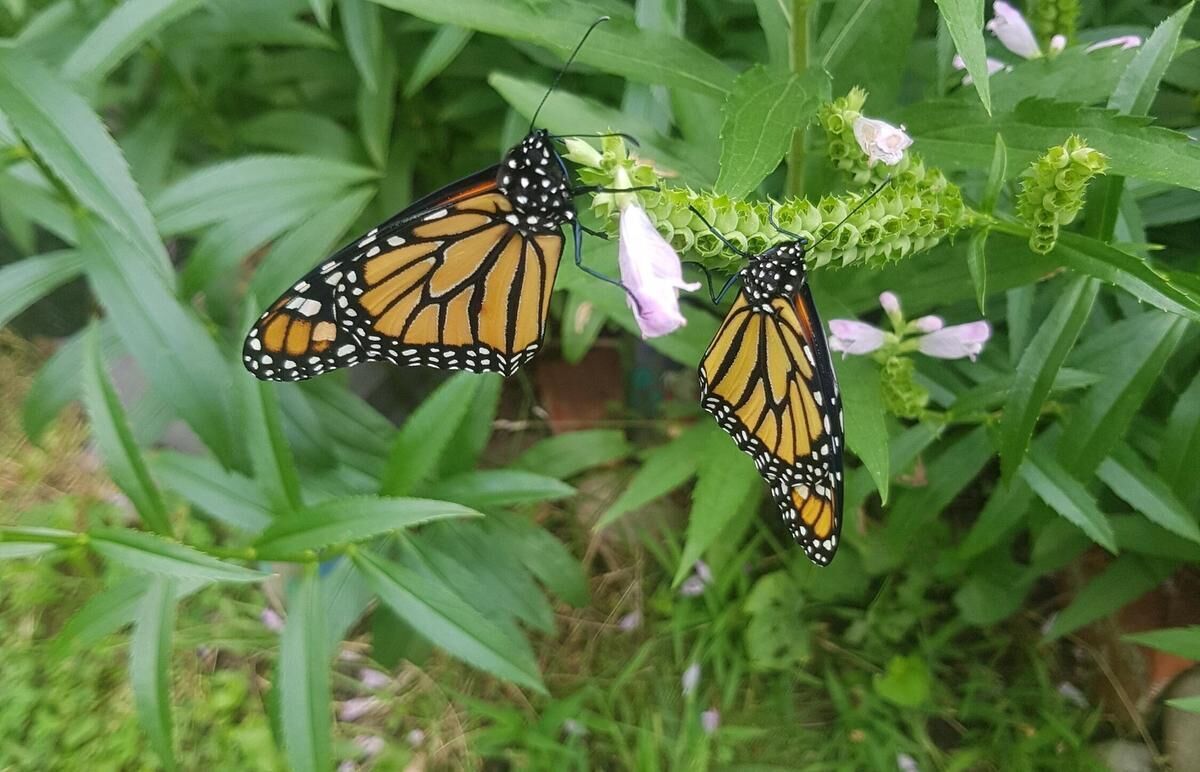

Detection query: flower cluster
xmin=568 ymin=93 xmax=971 ymax=279
xmin=1029 ymin=0 xmax=1080 ymax=48
xmin=1015 ymin=135 xmax=1108 ymax=254
xmin=829 ymin=292 xmax=991 ymax=419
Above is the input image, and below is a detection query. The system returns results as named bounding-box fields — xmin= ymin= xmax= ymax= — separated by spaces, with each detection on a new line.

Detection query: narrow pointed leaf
xmin=89 ymin=528 xmax=267 ymax=582
xmin=381 ymin=373 xmax=481 ymax=496
xmin=279 ymin=568 xmax=333 ymax=772
xmin=62 ymin=0 xmax=204 ymax=86
xmin=1020 ymin=446 xmax=1116 ymax=553
xmin=0 ymin=250 xmax=84 ymax=329
xmin=404 ymin=25 xmax=473 ymax=97
xmin=130 ymin=577 xmax=178 ymax=771
xmin=834 ymin=355 xmax=889 ymax=504
xmin=933 ymin=0 xmax=991 ymax=113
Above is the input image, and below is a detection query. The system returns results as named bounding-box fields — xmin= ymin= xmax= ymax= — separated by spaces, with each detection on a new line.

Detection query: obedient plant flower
xmin=952 ymin=55 xmax=1011 ymax=85
xmin=617 ymin=610 xmax=642 ymax=632
xmin=613 ymin=167 xmax=700 ymax=339
xmin=852 ymin=117 xmax=913 ymax=167
xmin=701 ymin=709 xmax=721 ymax=734
xmin=987 ymin=2 xmax=1042 ymax=58
xmin=682 ymin=663 xmax=701 ymax=696
xmin=261 ymin=607 xmax=284 ymax=633
xmin=829 ymin=292 xmax=991 ymax=362
xmin=1086 ymin=35 xmax=1142 ymax=52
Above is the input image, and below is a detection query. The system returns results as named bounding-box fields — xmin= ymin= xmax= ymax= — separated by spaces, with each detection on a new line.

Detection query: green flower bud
xmin=1016 ymin=135 xmax=1107 ymax=254
xmin=880 ymin=356 xmax=929 ymax=419
xmin=1031 ymin=0 xmax=1079 ymax=47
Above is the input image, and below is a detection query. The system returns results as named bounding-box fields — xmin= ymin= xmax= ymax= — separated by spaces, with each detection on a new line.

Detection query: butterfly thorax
xmin=740 ymin=242 xmax=808 ymax=309
xmin=496 ymin=130 xmax=575 ymax=234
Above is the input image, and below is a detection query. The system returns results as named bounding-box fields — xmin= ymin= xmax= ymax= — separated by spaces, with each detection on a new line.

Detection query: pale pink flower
xmin=1086 ymin=35 xmax=1142 ymax=52
xmin=358 ymin=668 xmax=391 ymax=690
xmin=261 ymin=608 xmax=284 ymax=633
xmin=354 ymin=735 xmax=385 ymax=758
xmin=912 ymin=315 xmax=944 ymax=333
xmin=618 ymin=610 xmax=642 ymax=632
xmin=916 ymin=321 xmax=991 ymax=361
xmin=879 ymin=291 xmax=902 ymax=319
xmin=829 ymin=319 xmax=887 ymax=356
xmin=987 ymin=2 xmax=1041 ymax=59
xmin=952 ymin=54 xmax=1011 ymax=85
xmin=1049 ymin=34 xmax=1067 ymax=54
xmin=679 ymin=575 xmax=707 ymax=597
xmin=1057 ymin=681 xmax=1088 ymax=708
xmin=406 ymin=728 xmax=426 ymax=748
xmin=701 ymin=708 xmax=720 ymax=734
xmin=338 ymin=697 xmax=381 ymax=722
xmin=681 ymin=663 xmax=701 ymax=696
xmin=852 ymin=117 xmax=913 ymax=166
xmin=694 ymin=560 xmax=713 ymax=584
xmin=897 ymin=753 xmax=920 ymax=772
xmin=618 ymin=204 xmax=699 ymax=338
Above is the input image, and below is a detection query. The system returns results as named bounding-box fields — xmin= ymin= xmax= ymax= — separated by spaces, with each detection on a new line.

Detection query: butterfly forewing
xmin=243 ymin=131 xmax=573 ymax=381
xmin=699 ymin=243 xmax=844 ymax=565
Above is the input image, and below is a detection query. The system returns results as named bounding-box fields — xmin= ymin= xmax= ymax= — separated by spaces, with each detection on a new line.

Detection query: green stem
xmin=785 ymin=0 xmax=811 ymax=198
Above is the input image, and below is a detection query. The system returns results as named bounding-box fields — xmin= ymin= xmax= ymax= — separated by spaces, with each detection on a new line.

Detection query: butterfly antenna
xmin=809 ymin=176 xmax=893 ymax=251
xmin=530 ymin=16 xmax=610 ymax=131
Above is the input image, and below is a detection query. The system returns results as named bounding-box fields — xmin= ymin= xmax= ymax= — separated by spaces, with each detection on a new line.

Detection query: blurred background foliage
xmin=2 ymin=0 xmax=1200 ymax=769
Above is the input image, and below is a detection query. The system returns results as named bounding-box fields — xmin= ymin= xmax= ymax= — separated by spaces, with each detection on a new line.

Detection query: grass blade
xmin=278 ymin=567 xmax=333 ymax=772
xmin=130 ymin=576 xmax=178 ymax=772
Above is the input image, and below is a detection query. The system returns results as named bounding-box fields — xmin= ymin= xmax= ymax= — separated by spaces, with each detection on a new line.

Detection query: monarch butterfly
xmin=242 ymin=18 xmax=634 ymax=382
xmin=691 ymin=207 xmax=846 ymax=566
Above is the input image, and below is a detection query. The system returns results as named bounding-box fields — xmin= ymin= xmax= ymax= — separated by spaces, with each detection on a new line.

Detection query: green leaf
xmin=54 ymin=575 xmax=207 ymax=657
xmin=1050 ymin=231 xmax=1200 ymax=323
xmin=1159 ymin=370 xmax=1200 ymax=507
xmin=596 ymin=422 xmax=710 ymax=529
xmin=1019 ymin=444 xmax=1116 ymax=553
xmin=1061 ymin=314 xmax=1187 ymax=476
xmin=1167 ymin=696 xmax=1200 ymax=714
xmin=81 ymin=327 xmax=171 ymax=535
xmin=152 ymin=451 xmax=273 ymax=533
xmin=990 ymin=47 xmax=1137 ymax=113
xmin=278 ymin=567 xmax=333 ymax=772
xmin=966 ymin=230 xmax=988 ymax=315
xmin=81 ymin=219 xmax=242 ymax=467
xmin=250 ymin=186 xmax=376 ymax=303
xmin=354 ymin=549 xmax=545 ymax=692
xmin=152 ymin=155 xmax=377 ymax=234
xmin=369 ymin=0 xmax=736 ymax=97
xmin=404 ymin=24 xmax=472 ymax=97
xmin=998 ymin=277 xmax=1099 ymax=481
xmin=819 ymin=0 xmax=919 ymax=106
xmin=513 ymin=429 xmax=632 ymax=480
xmin=89 ymin=527 xmax=267 ymax=583
xmin=254 ymin=496 xmax=479 ymax=556
xmin=956 ymin=478 xmax=1035 ymax=561
xmin=239 ymin=363 xmax=303 ymax=515
xmin=0 ymin=250 xmax=83 ymax=329
xmin=436 ymin=373 xmax=501 ymax=478
xmin=340 ymin=0 xmax=383 ymax=92
xmin=1113 ymin=516 xmax=1200 ymax=562
xmin=0 ymin=542 xmax=56 ymax=560
xmin=484 ymin=513 xmax=588 ymax=607
xmin=902 ymin=100 xmax=1200 ymax=192
xmin=357 ymin=46 xmax=397 ymax=168
xmin=752 ymin=0 xmax=789 ymax=70
xmin=933 ymin=0 xmax=991 ymax=113
xmin=236 ymin=110 xmax=358 ymax=161
xmin=381 ymin=373 xmax=481 ymax=496
xmin=560 ymin=290 xmax=608 ymax=364
xmin=1044 ymin=554 xmax=1176 ymax=640
xmin=130 ymin=577 xmax=178 ymax=772
xmin=674 ymin=430 xmax=762 ymax=585
xmin=1108 ymin=3 xmax=1193 ymax=116
xmin=1123 ymin=626 xmax=1200 ymax=660
xmin=873 ymin=654 xmax=932 ymax=707
xmin=833 ymin=355 xmax=889 ymax=504
xmin=309 ymin=0 xmax=332 ymax=26
xmin=421 ymin=470 xmax=574 ymax=510
xmin=1098 ymin=445 xmax=1200 ymax=545
xmin=714 ymin=67 xmax=829 ymax=199
xmin=0 ymin=49 xmax=171 ymax=279
xmin=981 ymin=134 xmax=1008 ymax=214
xmin=61 ymin=0 xmax=203 ymax=86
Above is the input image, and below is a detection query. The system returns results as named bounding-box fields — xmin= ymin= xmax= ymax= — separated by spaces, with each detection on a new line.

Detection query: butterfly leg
xmin=683 ymin=262 xmax=741 ymax=305
xmin=766 ymin=202 xmax=805 ymax=242
xmin=687 ymin=205 xmax=753 ymax=259
xmin=578 ymin=223 xmax=611 ymax=240
xmin=570 ymin=218 xmax=644 ymax=314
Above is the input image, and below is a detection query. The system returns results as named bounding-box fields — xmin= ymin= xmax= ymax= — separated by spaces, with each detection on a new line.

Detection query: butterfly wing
xmin=699 ymin=280 xmax=844 ymax=565
xmin=336 ymin=185 xmax=563 ymax=376
xmin=244 ymin=165 xmax=565 ymax=380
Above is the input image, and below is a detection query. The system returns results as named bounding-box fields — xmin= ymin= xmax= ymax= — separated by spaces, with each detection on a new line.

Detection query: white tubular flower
xmin=617 ymin=203 xmax=700 ymax=339
xmin=916 ymin=321 xmax=992 ymax=361
xmin=1086 ymin=35 xmax=1142 ymax=52
xmin=852 ymin=117 xmax=913 ymax=167
xmin=986 ymin=1 xmax=1041 ymax=59
xmin=952 ymin=55 xmax=1012 ymax=85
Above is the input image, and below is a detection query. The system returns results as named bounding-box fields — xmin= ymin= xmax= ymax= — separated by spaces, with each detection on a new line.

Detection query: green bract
xmin=565 ymin=91 xmax=972 ymax=274
xmin=1016 ymin=135 xmax=1108 ymax=254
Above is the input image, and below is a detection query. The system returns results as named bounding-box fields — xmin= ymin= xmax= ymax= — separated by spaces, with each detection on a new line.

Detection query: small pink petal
xmin=679 ymin=576 xmax=706 ymax=597
xmin=618 ymin=205 xmax=700 ymax=339
xmin=694 ymin=560 xmax=712 ymax=584
xmin=406 ymin=729 xmax=426 ymax=748
xmin=879 ymin=291 xmax=901 ymax=316
xmin=338 ymin=697 xmax=381 ymax=723
xmin=987 ymin=1 xmax=1041 ymax=59
xmin=681 ymin=663 xmax=701 ymax=696
xmin=1049 ymin=34 xmax=1067 ymax=54
xmin=912 ymin=315 xmax=944 ymax=333
xmin=828 ymin=319 xmax=886 ymax=356
xmin=916 ymin=321 xmax=991 ymax=361
xmin=617 ymin=610 xmax=642 ymax=632
xmin=354 ymin=735 xmax=385 ymax=758
xmin=701 ymin=709 xmax=720 ymax=734
xmin=953 ymin=55 xmax=1013 ymax=85
xmin=261 ymin=608 xmax=284 ymax=633
xmin=359 ymin=668 xmax=391 ymax=690
xmin=1086 ymin=35 xmax=1141 ymax=52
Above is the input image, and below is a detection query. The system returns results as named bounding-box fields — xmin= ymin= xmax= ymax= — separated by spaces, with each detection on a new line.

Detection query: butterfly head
xmin=742 ymin=240 xmax=808 ymax=303
xmin=497 ymin=130 xmax=574 ymax=233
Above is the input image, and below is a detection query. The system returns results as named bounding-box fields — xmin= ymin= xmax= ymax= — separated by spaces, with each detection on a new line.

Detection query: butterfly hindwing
xmin=699 ymin=243 xmax=844 ymax=565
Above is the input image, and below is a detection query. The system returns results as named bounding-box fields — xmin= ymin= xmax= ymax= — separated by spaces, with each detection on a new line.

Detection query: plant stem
xmin=785 ymin=0 xmax=812 ymax=198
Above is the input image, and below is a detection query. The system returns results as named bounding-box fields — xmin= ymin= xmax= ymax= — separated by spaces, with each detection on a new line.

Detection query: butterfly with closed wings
xmin=243 ymin=17 xmax=640 ymax=382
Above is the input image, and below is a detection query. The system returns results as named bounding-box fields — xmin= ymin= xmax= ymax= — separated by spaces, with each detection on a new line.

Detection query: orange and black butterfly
xmin=691 ymin=207 xmax=845 ymax=566
xmin=243 ymin=18 xmax=629 ymax=381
